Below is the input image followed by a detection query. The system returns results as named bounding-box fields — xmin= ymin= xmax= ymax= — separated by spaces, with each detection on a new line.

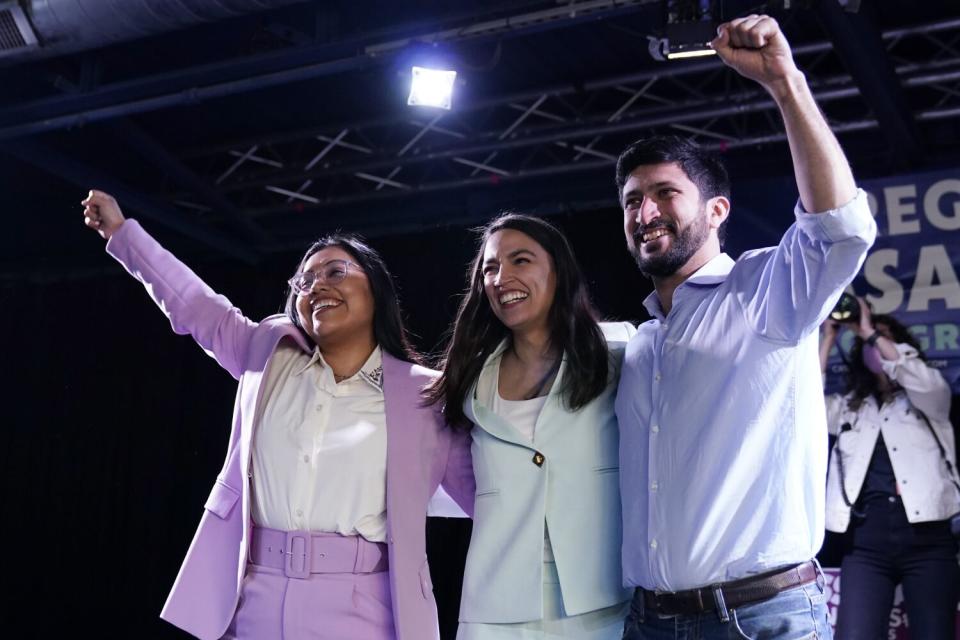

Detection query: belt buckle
xmin=284 ymin=530 xmax=311 ymax=579
xmin=812 ymin=559 xmax=826 ymax=592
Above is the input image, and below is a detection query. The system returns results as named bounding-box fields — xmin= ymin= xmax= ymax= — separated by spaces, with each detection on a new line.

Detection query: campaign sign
xmin=824 ymin=168 xmax=960 ymax=395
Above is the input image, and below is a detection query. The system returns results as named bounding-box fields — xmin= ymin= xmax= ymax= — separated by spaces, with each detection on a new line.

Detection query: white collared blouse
xmin=250 ymin=343 xmax=388 ymax=540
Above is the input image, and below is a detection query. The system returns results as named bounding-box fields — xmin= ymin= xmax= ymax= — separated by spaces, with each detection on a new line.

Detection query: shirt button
xmin=650 ymin=539 xmax=658 ymax=549
xmin=651 ymin=481 xmax=659 ymax=491
xmin=303 ymin=454 xmax=310 ymax=463
xmin=315 ymin=404 xmax=323 ymax=412
xmin=296 ymin=508 xmax=304 ymax=516
xmin=651 ymin=425 xmax=660 ymax=433
xmin=888 ymin=496 xmax=896 ymax=503
xmin=654 ymin=374 xmax=661 ymax=382
xmin=892 ymin=447 xmax=897 ymax=452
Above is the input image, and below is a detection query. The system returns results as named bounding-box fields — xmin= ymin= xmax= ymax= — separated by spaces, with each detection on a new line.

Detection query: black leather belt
xmin=643 ymin=561 xmax=819 ymax=616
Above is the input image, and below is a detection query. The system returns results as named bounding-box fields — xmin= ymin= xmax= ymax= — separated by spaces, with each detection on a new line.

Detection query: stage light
xmin=666 ymin=44 xmax=716 ymax=60
xmin=407 ymin=66 xmax=457 ymax=110
xmin=648 ymin=0 xmax=719 ymax=62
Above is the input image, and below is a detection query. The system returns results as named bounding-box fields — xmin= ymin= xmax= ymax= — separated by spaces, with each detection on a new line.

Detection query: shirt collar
xmin=642 ymin=253 xmax=736 ymax=319
xmin=294 ymin=345 xmax=384 ymax=392
xmin=685 ymin=253 xmax=735 ymax=285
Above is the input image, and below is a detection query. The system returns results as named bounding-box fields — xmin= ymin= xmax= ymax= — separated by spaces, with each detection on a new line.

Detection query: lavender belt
xmin=249 ymin=526 xmax=388 ymax=579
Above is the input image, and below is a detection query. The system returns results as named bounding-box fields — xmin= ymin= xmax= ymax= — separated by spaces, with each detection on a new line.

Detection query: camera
xmin=829 ymin=292 xmax=860 ymax=323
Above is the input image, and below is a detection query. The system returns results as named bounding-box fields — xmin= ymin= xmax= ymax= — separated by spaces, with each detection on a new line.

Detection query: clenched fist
xmin=711 ymin=14 xmax=801 ymax=92
xmin=81 ymin=190 xmax=126 ymax=240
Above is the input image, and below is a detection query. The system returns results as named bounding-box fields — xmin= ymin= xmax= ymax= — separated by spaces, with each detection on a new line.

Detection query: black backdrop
xmin=3 ymin=194 xmax=957 ymax=638
xmin=0 ymin=207 xmax=650 ymax=639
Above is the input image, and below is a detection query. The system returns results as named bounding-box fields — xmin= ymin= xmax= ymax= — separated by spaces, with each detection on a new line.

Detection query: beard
xmin=631 ymin=213 xmax=710 ymax=278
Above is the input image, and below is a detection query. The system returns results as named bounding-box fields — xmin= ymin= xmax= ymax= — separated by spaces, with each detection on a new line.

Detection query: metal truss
xmin=181 ymin=16 xmax=960 ymax=219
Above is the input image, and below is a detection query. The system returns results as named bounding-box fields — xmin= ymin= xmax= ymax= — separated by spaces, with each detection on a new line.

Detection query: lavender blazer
xmin=106 ymin=220 xmax=475 ymax=640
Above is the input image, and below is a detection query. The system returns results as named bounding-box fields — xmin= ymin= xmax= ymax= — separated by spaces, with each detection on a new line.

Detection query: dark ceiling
xmin=1 ymin=0 xmax=958 ymax=277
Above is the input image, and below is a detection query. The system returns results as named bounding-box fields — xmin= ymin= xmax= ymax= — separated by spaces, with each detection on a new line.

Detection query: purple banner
xmin=824 ymin=168 xmax=960 ymax=394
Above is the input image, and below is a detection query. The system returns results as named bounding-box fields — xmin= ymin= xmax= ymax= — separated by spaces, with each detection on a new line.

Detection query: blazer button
xmin=532 ymin=452 xmax=545 ymax=467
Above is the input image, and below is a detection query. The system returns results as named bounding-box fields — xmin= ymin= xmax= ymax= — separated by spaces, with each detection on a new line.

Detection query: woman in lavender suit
xmin=81 ymin=190 xmax=474 ymax=640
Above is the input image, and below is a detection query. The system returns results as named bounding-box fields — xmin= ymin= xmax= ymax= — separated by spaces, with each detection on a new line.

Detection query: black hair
xmin=284 ymin=234 xmax=420 ymax=364
xmin=615 ymin=135 xmax=731 ymax=245
xmin=845 ymin=314 xmax=925 ymax=411
xmin=425 ymin=213 xmax=609 ymax=429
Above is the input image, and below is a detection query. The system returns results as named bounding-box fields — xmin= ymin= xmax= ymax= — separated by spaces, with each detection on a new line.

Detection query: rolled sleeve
xmin=794 ymin=189 xmax=876 ymax=245
xmin=883 ymin=342 xmax=951 ymax=422
xmin=737 ymin=188 xmax=875 ymax=342
xmin=880 ymin=342 xmax=916 ymax=377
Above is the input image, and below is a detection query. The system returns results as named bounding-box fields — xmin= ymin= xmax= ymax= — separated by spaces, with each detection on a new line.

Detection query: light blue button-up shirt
xmin=617 ymin=191 xmax=876 ymax=591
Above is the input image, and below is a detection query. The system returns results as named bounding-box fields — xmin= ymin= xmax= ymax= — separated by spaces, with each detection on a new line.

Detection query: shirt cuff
xmin=880 ymin=342 xmax=917 ymax=379
xmin=104 ymin=218 xmax=143 ymax=258
xmin=794 ymin=189 xmax=875 ymax=243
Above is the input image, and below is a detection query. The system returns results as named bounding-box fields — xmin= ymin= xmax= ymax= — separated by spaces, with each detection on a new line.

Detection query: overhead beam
xmin=215 ymin=60 xmax=959 ymax=194
xmin=109 ymin=119 xmax=271 ymax=248
xmin=180 ymin=16 xmax=960 ymax=163
xmin=218 ymin=82 xmax=857 ymax=192
xmin=815 ymin=0 xmax=923 ymax=168
xmin=0 ymin=54 xmax=373 ymax=143
xmin=241 ymin=104 xmax=960 ymax=217
xmin=0 ymin=140 xmax=260 ymax=264
xmin=0 ymin=1 xmax=653 ymax=143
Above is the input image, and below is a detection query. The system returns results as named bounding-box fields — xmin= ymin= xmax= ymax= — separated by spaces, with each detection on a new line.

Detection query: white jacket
xmin=825 ymin=342 xmax=959 ymax=532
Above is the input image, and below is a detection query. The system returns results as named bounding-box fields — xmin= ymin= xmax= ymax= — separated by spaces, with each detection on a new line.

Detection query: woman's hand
xmin=821 ymin=316 xmax=840 ymax=342
xmin=81 ymin=190 xmax=126 ymax=240
xmin=819 ymin=316 xmax=840 ymax=375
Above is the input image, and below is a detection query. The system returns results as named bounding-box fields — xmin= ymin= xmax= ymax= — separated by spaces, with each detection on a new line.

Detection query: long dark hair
xmin=284 ymin=234 xmax=420 ymax=364
xmin=845 ymin=314 xmax=924 ymax=411
xmin=425 ymin=214 xmax=609 ymax=429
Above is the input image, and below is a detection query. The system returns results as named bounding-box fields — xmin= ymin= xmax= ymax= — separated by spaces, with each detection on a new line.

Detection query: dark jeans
xmin=836 ymin=496 xmax=960 ymax=640
xmin=622 ymin=579 xmax=832 ymax=639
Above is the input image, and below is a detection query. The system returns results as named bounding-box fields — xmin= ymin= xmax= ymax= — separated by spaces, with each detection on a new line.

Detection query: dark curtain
xmin=10 ymin=208 xmax=949 ymax=637
xmin=0 ymin=212 xmax=647 ymax=638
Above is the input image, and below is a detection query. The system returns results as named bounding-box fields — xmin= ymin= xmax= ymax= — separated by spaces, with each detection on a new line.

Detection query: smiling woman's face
xmin=294 ymin=246 xmax=375 ymax=349
xmin=481 ymin=229 xmax=557 ymax=336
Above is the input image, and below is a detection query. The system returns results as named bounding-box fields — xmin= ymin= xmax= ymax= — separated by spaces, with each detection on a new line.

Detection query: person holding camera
xmin=820 ymin=295 xmax=960 ymax=640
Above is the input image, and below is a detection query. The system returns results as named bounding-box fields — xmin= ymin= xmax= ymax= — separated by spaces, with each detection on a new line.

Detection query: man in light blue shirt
xmin=616 ymin=14 xmax=876 ymax=640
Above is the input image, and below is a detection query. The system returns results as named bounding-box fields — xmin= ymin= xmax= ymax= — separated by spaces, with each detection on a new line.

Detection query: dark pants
xmin=836 ymin=496 xmax=960 ymax=640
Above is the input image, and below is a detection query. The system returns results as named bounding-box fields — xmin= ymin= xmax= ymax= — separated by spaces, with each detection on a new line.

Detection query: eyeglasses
xmin=288 ymin=259 xmax=361 ymax=295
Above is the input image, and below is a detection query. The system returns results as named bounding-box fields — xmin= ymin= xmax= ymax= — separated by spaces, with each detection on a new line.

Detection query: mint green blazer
xmin=459 ymin=322 xmax=635 ymax=623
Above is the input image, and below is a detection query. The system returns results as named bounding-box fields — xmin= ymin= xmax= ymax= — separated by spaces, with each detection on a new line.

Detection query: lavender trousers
xmin=222 ymin=529 xmax=396 ymax=640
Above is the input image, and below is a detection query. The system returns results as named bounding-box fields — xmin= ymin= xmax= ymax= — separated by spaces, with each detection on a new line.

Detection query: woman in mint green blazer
xmin=426 ymin=214 xmax=633 ymax=639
